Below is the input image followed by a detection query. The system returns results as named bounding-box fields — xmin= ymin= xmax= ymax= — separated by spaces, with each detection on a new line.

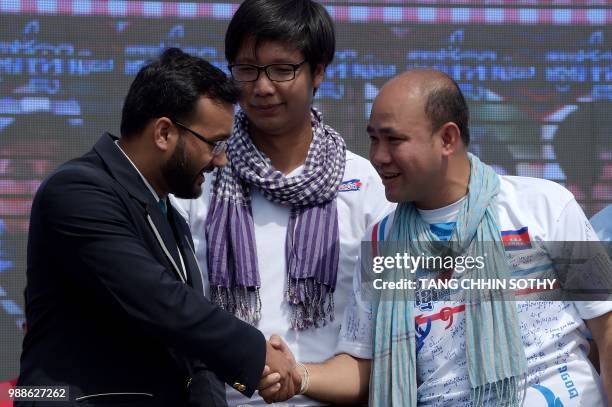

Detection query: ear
xmin=439 ymin=122 xmax=463 ymax=156
xmin=312 ymin=63 xmax=325 ymax=89
xmin=152 ymin=117 xmax=174 ymax=152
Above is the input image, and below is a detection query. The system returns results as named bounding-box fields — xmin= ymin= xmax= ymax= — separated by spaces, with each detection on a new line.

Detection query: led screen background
xmin=1 ymin=0 xmax=611 ymax=380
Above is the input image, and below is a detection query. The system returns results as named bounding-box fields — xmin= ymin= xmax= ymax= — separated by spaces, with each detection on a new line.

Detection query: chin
xmin=384 ymin=191 xmax=401 ymax=203
xmin=249 ymin=117 xmax=284 ymax=133
xmin=386 ymin=189 xmax=414 ymax=204
xmin=191 ymin=187 xmax=203 ymax=199
xmin=173 ymin=187 xmax=202 ymax=200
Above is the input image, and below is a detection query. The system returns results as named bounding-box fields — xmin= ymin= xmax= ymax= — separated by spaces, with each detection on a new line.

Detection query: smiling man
xmin=259 ymin=69 xmax=612 ymax=407
xmin=16 ymin=48 xmax=296 ymax=407
xmin=173 ymin=1 xmax=393 ymax=406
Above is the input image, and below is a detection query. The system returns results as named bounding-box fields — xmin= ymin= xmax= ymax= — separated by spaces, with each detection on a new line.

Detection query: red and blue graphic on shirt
xmin=338 ymin=179 xmax=362 ymax=192
xmin=501 ymin=226 xmax=532 ymax=251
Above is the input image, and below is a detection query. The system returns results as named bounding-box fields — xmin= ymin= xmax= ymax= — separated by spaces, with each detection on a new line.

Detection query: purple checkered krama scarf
xmin=205 ymin=108 xmax=347 ymax=329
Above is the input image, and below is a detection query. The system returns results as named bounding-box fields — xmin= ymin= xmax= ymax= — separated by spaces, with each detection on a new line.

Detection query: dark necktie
xmin=159 ymin=199 xmax=167 ymax=217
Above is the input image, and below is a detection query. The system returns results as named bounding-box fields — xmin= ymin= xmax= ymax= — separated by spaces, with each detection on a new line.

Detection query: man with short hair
xmin=260 ymin=69 xmax=612 ymax=406
xmin=174 ymin=1 xmax=393 ymax=406
xmin=17 ymin=48 xmax=291 ymax=406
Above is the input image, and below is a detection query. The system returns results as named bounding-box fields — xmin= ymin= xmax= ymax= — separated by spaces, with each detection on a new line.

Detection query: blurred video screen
xmin=1 ymin=0 xmax=611 ymax=380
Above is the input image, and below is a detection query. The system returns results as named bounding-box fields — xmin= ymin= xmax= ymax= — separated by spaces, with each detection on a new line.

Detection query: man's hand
xmin=259 ymin=335 xmax=302 ymax=403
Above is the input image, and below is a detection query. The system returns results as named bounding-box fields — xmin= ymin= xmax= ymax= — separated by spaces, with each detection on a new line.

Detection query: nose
xmin=252 ymin=71 xmax=275 ymax=97
xmin=369 ymin=139 xmax=392 ymax=167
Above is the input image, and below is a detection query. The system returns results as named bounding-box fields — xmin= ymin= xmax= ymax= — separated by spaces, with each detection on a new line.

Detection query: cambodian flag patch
xmin=501 ymin=226 xmax=532 ymax=251
xmin=339 ymin=179 xmax=362 ymax=192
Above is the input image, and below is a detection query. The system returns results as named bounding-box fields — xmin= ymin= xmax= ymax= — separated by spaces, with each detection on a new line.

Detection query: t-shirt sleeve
xmin=336 ymin=258 xmax=375 ymax=359
xmin=552 ymin=198 xmax=612 ymax=320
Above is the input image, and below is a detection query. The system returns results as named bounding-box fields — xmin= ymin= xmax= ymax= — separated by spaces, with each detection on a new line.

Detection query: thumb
xmin=269 ymin=334 xmax=286 ymax=351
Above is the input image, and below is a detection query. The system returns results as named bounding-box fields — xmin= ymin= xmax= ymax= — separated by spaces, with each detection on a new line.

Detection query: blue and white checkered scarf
xmin=205 ymin=108 xmax=346 ymax=329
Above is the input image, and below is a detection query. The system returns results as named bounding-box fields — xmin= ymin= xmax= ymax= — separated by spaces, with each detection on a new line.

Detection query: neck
xmin=415 ymin=154 xmax=471 ymax=210
xmin=249 ymin=117 xmax=313 ymax=175
xmin=118 ymin=138 xmax=168 ymax=199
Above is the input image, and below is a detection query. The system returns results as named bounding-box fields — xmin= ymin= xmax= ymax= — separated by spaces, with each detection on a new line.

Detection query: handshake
xmin=259 ymin=334 xmax=307 ymax=404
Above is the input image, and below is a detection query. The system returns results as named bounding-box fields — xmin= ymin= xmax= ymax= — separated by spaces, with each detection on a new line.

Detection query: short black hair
xmin=120 ymin=47 xmax=240 ymax=138
xmin=225 ymin=0 xmax=335 ymax=71
xmin=425 ymin=77 xmax=470 ymax=146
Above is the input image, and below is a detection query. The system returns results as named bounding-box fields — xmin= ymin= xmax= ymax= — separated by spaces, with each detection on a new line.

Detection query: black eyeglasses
xmin=172 ymin=120 xmax=227 ymax=156
xmin=228 ymin=60 xmax=307 ymax=82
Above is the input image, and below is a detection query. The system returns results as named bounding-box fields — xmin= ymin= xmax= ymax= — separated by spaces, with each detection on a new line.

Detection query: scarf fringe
xmin=286 ymin=277 xmax=335 ymax=330
xmin=210 ymin=286 xmax=262 ymax=325
xmin=471 ymin=376 xmax=526 ymax=407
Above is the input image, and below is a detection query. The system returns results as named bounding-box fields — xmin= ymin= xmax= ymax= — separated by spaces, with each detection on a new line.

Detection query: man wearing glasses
xmin=174 ymin=1 xmax=393 ymax=406
xmin=17 ymin=48 xmax=294 ymax=406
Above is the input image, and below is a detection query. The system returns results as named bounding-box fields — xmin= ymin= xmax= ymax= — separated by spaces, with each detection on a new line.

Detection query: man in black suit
xmin=16 ymin=48 xmax=293 ymax=406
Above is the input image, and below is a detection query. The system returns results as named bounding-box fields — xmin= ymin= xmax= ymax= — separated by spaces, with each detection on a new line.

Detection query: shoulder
xmin=38 ymin=156 xmax=108 ymax=196
xmin=343 ymin=150 xmax=380 ymax=183
xmin=34 ymin=156 xmax=127 ymax=218
xmin=367 ymin=210 xmax=396 ymax=241
xmin=498 ymin=175 xmax=575 ymax=213
xmin=345 ymin=150 xmax=373 ymax=170
xmin=500 ymin=175 xmax=574 ymax=200
xmin=496 ymin=175 xmax=583 ymax=240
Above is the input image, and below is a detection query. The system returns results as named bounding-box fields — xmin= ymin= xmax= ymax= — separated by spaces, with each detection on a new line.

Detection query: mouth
xmin=252 ymin=103 xmax=283 ymax=112
xmin=379 ymin=172 xmax=401 ymax=180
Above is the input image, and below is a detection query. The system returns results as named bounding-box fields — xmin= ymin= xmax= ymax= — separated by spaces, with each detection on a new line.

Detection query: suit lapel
xmin=168 ymin=205 xmax=204 ymax=293
xmin=146 ymin=202 xmax=187 ymax=283
xmin=93 ymin=133 xmax=190 ymax=285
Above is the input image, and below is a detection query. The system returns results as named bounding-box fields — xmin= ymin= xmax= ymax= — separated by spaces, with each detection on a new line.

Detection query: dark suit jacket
xmin=17 ymin=133 xmax=265 ymax=406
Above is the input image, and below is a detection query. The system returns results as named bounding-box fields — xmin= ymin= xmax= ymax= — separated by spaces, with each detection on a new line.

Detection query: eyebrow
xmin=366 ymin=126 xmax=399 ymax=136
xmin=233 ymin=58 xmax=301 ymax=65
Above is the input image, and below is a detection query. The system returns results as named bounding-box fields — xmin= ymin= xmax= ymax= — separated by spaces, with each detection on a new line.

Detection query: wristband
xmin=296 ymin=362 xmax=310 ymax=395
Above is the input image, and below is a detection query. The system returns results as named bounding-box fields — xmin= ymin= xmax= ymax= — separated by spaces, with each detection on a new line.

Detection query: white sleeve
xmin=335 ymin=258 xmax=375 ymax=359
xmin=552 ymin=199 xmax=612 ymax=320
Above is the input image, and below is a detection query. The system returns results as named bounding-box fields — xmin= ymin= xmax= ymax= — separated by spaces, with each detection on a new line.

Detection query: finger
xmin=269 ymin=334 xmax=284 ymax=347
xmin=261 ymin=365 xmax=270 ymax=376
xmin=269 ymin=334 xmax=288 ymax=352
xmin=258 ymin=372 xmax=281 ymax=390
xmin=274 ymin=380 xmax=296 ymax=403
xmin=259 ymin=382 xmax=281 ymax=401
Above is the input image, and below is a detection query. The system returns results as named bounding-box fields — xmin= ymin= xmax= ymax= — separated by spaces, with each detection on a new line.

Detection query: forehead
xmin=234 ymin=37 xmax=304 ymax=63
xmin=368 ymin=89 xmax=428 ymax=132
xmin=191 ymin=97 xmax=233 ymax=127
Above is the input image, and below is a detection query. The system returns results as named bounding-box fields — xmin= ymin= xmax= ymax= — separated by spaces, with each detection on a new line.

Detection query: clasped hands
xmin=259 ymin=334 xmax=304 ymax=404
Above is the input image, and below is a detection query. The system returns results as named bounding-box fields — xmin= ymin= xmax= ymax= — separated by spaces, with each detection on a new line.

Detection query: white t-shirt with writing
xmin=337 ymin=176 xmax=611 ymax=406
